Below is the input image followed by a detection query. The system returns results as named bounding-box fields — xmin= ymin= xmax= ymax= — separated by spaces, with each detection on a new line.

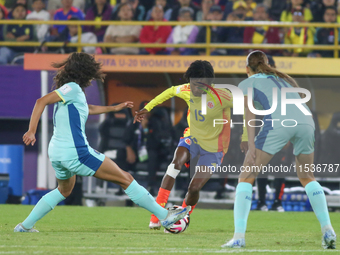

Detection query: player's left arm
xmin=240 ymin=115 xmax=249 ymax=153
xmin=220 ymin=89 xmax=248 ymax=152
xmin=244 ymin=96 xmax=256 ymax=165
xmin=88 ymin=101 xmax=134 ymax=115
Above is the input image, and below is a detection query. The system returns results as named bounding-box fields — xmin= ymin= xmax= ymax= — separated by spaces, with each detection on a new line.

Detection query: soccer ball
xmin=166 ymin=206 xmax=190 ymax=234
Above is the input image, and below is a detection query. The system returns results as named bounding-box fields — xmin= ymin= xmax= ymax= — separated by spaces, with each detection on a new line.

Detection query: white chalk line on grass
xmin=0 ymin=246 xmax=338 ymax=254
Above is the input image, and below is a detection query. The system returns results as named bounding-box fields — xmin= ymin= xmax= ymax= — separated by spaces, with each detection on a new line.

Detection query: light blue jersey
xmin=48 ymin=82 xmax=90 ymax=161
xmin=238 ymin=73 xmax=314 ymax=128
xmin=48 ymin=82 xmax=104 ymax=179
xmin=238 ymin=73 xmax=315 ymax=155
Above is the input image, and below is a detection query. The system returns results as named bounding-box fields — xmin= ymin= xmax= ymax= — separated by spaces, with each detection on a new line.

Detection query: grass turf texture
xmin=0 ymin=205 xmax=338 ymax=254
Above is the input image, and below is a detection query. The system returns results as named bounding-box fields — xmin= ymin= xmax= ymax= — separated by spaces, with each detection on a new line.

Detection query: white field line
xmin=0 ymin=246 xmax=338 ymax=254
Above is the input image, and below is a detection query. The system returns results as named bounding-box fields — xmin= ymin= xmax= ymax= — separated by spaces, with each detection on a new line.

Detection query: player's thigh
xmin=196 ymin=149 xmax=223 ymax=173
xmin=239 ymin=128 xmax=289 ymax=183
xmin=172 ymin=137 xmax=196 ymax=168
xmin=52 ymin=161 xmax=75 ymax=182
xmin=290 ymin=125 xmax=315 ymax=156
xmin=52 ymin=160 xmax=77 ymax=197
xmin=239 ymin=149 xmax=274 ymax=183
xmin=189 ymin=150 xmax=223 ymax=190
xmin=255 ymin=128 xmax=290 ymax=157
xmin=188 ymin=166 xmax=213 ymax=192
xmin=94 ymin=157 xmax=133 ymax=189
xmin=290 ymin=125 xmax=316 ymax=186
xmin=172 ymin=146 xmax=191 ymax=168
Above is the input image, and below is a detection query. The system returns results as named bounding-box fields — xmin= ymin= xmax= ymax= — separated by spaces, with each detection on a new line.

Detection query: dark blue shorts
xmin=178 ymin=136 xmax=224 ymax=167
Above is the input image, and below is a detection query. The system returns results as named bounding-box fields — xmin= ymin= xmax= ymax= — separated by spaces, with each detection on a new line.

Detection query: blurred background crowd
xmin=1 ymin=0 xmax=340 ymax=64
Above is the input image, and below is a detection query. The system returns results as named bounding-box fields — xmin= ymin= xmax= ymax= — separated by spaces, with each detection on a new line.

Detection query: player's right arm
xmin=238 ymin=79 xmax=252 ymax=154
xmin=23 ymin=91 xmax=61 ymax=146
xmin=244 ymin=96 xmax=256 ymax=165
xmin=134 ymin=85 xmax=182 ymax=123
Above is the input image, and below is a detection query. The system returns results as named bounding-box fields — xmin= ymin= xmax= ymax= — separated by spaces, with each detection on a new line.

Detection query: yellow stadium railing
xmin=0 ymin=20 xmax=339 ymax=57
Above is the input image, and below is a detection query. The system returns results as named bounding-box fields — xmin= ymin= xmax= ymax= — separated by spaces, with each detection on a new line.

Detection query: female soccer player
xmin=222 ymin=51 xmax=336 ymax=249
xmin=14 ymin=53 xmax=190 ymax=232
xmin=134 ymin=60 xmax=236 ymax=230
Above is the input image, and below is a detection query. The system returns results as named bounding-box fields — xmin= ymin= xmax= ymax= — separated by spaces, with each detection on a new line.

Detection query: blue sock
xmin=124 ymin=180 xmax=168 ymax=220
xmin=234 ymin=182 xmax=253 ymax=238
xmin=305 ymin=181 xmax=331 ymax=229
xmin=22 ymin=188 xmax=65 ymax=229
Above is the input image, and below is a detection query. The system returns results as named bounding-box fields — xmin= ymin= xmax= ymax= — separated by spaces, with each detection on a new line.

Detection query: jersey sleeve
xmin=236 ymin=81 xmax=250 ymax=142
xmin=238 ymin=79 xmax=253 ymax=97
xmin=55 ymin=82 xmax=81 ymax=104
xmin=144 ymin=84 xmax=189 ymax=112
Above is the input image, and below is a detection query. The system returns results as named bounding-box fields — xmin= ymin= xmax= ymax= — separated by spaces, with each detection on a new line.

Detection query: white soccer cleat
xmin=149 ymin=221 xmax=161 ymax=230
xmin=322 ymin=229 xmax=336 ymax=249
xmin=221 ymin=238 xmax=245 ymax=248
xmin=14 ymin=223 xmax=39 ymax=233
xmin=164 ymin=228 xmax=170 ymax=233
xmin=160 ymin=206 xmax=191 ymax=229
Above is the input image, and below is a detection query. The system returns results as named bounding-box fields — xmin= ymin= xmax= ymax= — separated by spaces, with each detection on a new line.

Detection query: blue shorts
xmin=51 ymin=147 xmax=105 ymax=180
xmin=178 ymin=136 xmax=224 ymax=167
xmin=255 ymin=124 xmax=315 ymax=156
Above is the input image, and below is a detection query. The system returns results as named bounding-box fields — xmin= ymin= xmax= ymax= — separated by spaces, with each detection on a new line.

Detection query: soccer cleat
xmin=164 ymin=228 xmax=170 ymax=233
xmin=160 ymin=206 xmax=191 ymax=229
xmin=270 ymin=200 xmax=285 ymax=212
xmin=322 ymin=229 xmax=336 ymax=249
xmin=221 ymin=238 xmax=245 ymax=248
xmin=149 ymin=221 xmax=161 ymax=230
xmin=14 ymin=223 xmax=39 ymax=233
xmin=255 ymin=202 xmax=268 ymax=211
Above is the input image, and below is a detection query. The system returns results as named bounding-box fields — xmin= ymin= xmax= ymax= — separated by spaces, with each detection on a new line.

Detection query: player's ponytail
xmin=247 ymin=51 xmax=299 ymax=89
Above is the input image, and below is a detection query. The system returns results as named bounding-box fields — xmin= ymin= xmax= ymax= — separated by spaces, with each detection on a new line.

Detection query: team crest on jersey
xmin=185 ymin=138 xmax=191 ymax=145
xmin=207 ymin=101 xmax=214 ymax=109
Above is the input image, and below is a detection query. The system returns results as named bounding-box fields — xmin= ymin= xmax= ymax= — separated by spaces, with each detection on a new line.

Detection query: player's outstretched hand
xmin=23 ymin=131 xmax=36 ymax=146
xmin=114 ymin=101 xmax=134 ymax=112
xmin=134 ymin=108 xmax=149 ymax=123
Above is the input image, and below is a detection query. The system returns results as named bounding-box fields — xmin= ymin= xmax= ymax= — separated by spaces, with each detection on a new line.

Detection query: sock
xmin=22 ymin=188 xmax=65 ymax=229
xmin=150 ymin=187 xmax=171 ymax=223
xmin=182 ymin=199 xmax=196 ymax=215
xmin=124 ymin=180 xmax=168 ymax=221
xmin=257 ymin=178 xmax=267 ymax=204
xmin=305 ymin=181 xmax=331 ymax=229
xmin=234 ymin=182 xmax=253 ymax=239
xmin=274 ymin=178 xmax=285 ymax=201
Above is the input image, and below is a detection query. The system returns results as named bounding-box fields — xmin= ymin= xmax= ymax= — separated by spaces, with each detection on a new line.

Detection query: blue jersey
xmin=53 ymin=7 xmax=84 ymax=34
xmin=48 ymin=82 xmax=90 ymax=161
xmin=238 ymin=73 xmax=315 ymax=129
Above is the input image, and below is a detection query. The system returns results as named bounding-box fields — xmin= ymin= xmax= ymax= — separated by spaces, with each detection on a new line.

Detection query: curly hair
xmin=184 ymin=60 xmax=215 ymax=82
xmin=52 ymin=53 xmax=106 ymax=90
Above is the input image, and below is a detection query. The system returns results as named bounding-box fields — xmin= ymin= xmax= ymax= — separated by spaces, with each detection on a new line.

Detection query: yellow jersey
xmin=144 ymin=83 xmax=237 ymax=154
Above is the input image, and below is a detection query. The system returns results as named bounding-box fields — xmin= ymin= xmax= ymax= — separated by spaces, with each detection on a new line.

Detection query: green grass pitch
xmin=0 ymin=205 xmax=338 ymax=254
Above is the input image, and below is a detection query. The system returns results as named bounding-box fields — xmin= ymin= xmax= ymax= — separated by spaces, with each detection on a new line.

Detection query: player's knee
xmin=171 ymin=159 xmax=183 ymax=171
xmin=121 ymin=171 xmax=134 ymax=189
xmin=124 ymin=171 xmax=134 ymax=182
xmin=59 ymin=188 xmax=72 ymax=198
xmin=166 ymin=163 xmax=181 ymax=179
xmin=188 ymin=182 xmax=201 ymax=194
